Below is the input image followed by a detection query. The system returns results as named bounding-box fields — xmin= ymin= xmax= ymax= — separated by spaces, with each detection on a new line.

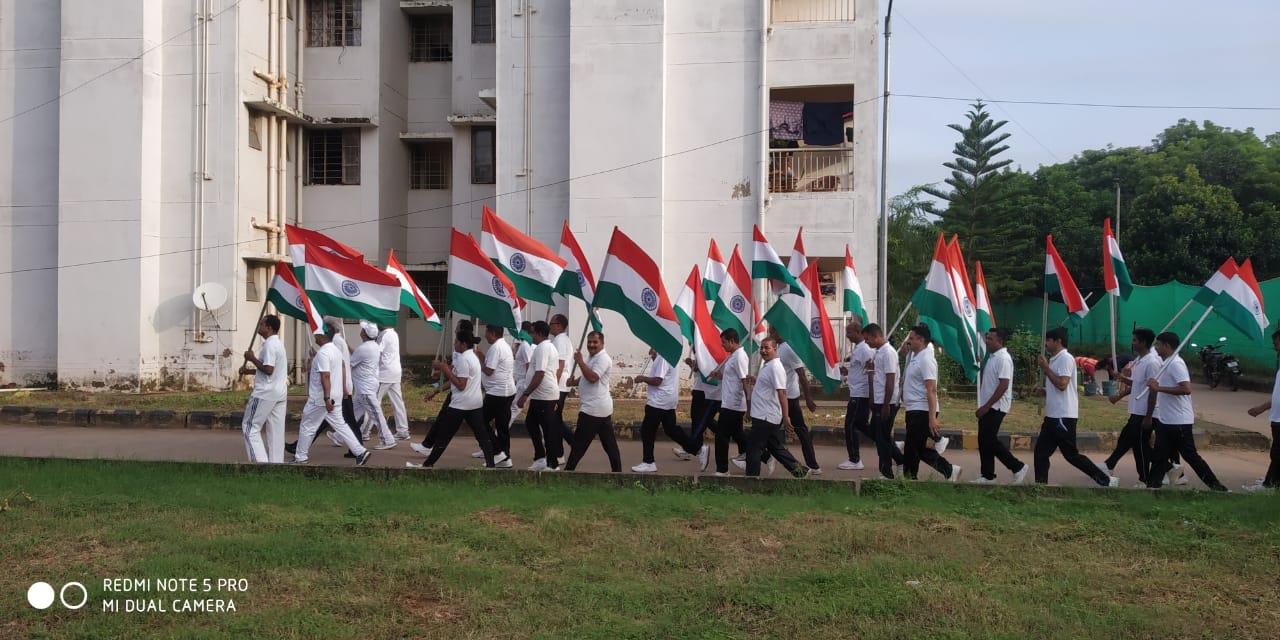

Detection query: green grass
xmin=3 ymin=458 xmax=1279 ymax=639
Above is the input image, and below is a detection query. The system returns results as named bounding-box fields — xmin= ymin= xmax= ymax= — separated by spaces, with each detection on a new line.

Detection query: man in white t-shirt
xmin=350 ymin=321 xmax=398 ymax=450
xmin=293 ymin=328 xmax=370 ymax=466
xmin=838 ymin=320 xmax=875 ymax=471
xmin=770 ymin=327 xmax=821 ymax=475
xmin=1102 ymin=327 xmax=1170 ymax=485
xmin=900 ymin=324 xmax=959 ymax=481
xmin=973 ymin=326 xmax=1027 ymax=484
xmin=712 ymin=328 xmax=751 ymax=476
xmin=376 ymin=324 xmax=410 ymax=440
xmin=1143 ymin=331 xmax=1226 ymax=491
xmin=566 ymin=331 xmax=621 ymax=472
xmin=407 ymin=328 xmax=497 ymax=469
xmin=1033 ymin=327 xmax=1115 ymax=487
xmin=516 ymin=321 xmax=564 ymax=471
xmin=744 ymin=338 xmax=808 ymax=478
xmin=684 ymin=355 xmax=723 ymax=457
xmin=1244 ymin=329 xmax=1280 ymax=492
xmin=864 ymin=323 xmax=905 ymax=479
xmin=239 ymin=314 xmax=289 ymax=463
xmin=550 ymin=314 xmax=575 ymax=448
xmin=633 ymin=349 xmax=708 ymax=473
xmin=509 ymin=321 xmax=534 ymax=427
xmin=479 ymin=325 xmax=516 ymax=468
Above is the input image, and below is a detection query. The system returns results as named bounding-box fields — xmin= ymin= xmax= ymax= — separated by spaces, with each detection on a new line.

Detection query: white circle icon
xmin=27 ymin=582 xmax=55 ymax=609
xmin=60 ymin=582 xmax=88 ymax=610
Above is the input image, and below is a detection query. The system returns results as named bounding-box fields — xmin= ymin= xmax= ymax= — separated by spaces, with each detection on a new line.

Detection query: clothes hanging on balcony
xmin=801 ymin=101 xmax=853 ymax=146
xmin=770 ymin=101 xmax=804 ymax=141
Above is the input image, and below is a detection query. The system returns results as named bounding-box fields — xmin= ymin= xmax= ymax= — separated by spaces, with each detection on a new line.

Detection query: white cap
xmin=360 ymin=320 xmax=379 ymax=338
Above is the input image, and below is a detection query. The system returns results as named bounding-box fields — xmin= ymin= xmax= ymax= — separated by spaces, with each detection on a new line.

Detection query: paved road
xmin=2 ymin=422 xmax=1270 ymax=491
xmin=1187 ymin=382 xmax=1273 ymax=436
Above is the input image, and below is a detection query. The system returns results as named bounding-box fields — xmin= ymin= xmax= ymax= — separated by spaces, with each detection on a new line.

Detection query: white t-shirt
xmin=524 ymin=340 xmax=561 ymax=401
xmin=720 ymin=348 xmax=749 ymax=412
xmin=902 ymin=347 xmax=938 ymax=412
xmin=1044 ymin=349 xmax=1079 ymax=419
xmin=1153 ymin=354 xmax=1194 ymax=425
xmin=872 ymin=344 xmax=901 ymax=405
xmin=847 ymin=340 xmax=874 ymax=399
xmin=578 ymin=350 xmax=614 ymax=418
xmin=377 ymin=328 xmax=402 ymax=384
xmin=1127 ymin=351 xmax=1161 ymax=416
xmin=645 ymin=357 xmax=679 ymax=411
xmin=251 ymin=335 xmax=289 ymax=402
xmin=513 ymin=341 xmax=532 ymax=387
xmin=1271 ymin=367 xmax=1280 ymax=423
xmin=778 ymin=342 xmax=804 ymax=400
xmin=750 ymin=358 xmax=787 ymax=423
xmin=331 ymin=332 xmax=353 ymax=395
xmin=979 ymin=347 xmax=1014 ymax=413
xmin=482 ymin=339 xmax=516 ymax=397
xmin=349 ymin=340 xmax=382 ymax=397
xmin=552 ymin=332 xmax=573 ymax=393
xmin=693 ymin=373 xmax=722 ymax=401
xmin=448 ymin=349 xmax=484 ymax=411
xmin=309 ymin=342 xmax=345 ymax=404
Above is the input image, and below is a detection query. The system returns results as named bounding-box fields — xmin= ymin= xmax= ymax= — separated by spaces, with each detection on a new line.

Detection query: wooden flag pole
xmin=886 ymin=301 xmax=913 ymax=338
xmin=242 ymin=298 xmax=273 ymax=362
xmin=1040 ymin=291 xmax=1049 ymax=357
xmin=565 ymin=314 xmax=593 ymax=382
xmin=1133 ymin=305 xmax=1214 ymax=403
xmin=1109 ymin=292 xmax=1119 ymax=379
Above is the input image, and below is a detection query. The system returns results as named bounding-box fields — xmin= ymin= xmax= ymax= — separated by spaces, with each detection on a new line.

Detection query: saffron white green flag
xmin=1102 ymin=218 xmax=1134 ymax=300
xmin=763 ymin=262 xmax=841 ymax=391
xmin=481 ymin=206 xmax=566 ymax=305
xmin=594 ymin=227 xmax=684 ymax=366
xmin=1214 ymin=258 xmax=1269 ymax=342
xmin=911 ymin=234 xmax=980 ymax=382
xmin=787 ymin=227 xmax=808 ymax=279
xmin=711 ymin=245 xmax=757 ymax=353
xmin=751 ymin=225 xmax=803 ymax=295
xmin=974 ymin=260 xmax=995 ymax=335
xmin=386 ymin=249 xmax=442 ymax=329
xmin=447 ymin=229 xmax=524 ymax=333
xmin=702 ymin=239 xmax=728 ymax=301
xmin=267 ymin=263 xmax=323 ymax=334
xmin=302 ymin=245 xmax=401 ymax=326
xmin=674 ymin=265 xmax=729 ymax=379
xmin=842 ymin=245 xmax=868 ymax=324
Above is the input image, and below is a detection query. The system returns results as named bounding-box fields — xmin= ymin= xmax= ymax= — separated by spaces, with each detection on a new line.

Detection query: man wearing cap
xmin=377 ymin=322 xmax=410 ymax=440
xmin=351 ymin=321 xmax=398 ymax=449
xmin=293 ymin=326 xmax=371 ymax=466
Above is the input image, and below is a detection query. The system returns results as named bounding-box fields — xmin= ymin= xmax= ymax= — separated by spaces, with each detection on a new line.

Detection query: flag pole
xmin=243 ymin=298 xmax=273 ymax=360
xmin=887 ymin=300 xmax=913 ymax=337
xmin=1133 ymin=305 xmax=1214 ymax=403
xmin=1109 ymin=292 xmax=1118 ymax=379
xmin=1040 ymin=290 xmax=1049 ymax=357
xmin=565 ymin=314 xmax=593 ymax=381
xmin=1159 ymin=298 xmax=1196 ymax=333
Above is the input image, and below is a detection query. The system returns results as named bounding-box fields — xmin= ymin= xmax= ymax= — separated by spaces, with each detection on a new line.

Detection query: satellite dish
xmin=193 ymin=282 xmax=228 ymax=313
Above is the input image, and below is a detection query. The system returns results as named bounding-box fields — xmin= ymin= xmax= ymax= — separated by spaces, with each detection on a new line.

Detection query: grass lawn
xmin=4 ymin=458 xmax=1278 ymax=639
xmin=1 ymin=385 xmax=1136 ymax=434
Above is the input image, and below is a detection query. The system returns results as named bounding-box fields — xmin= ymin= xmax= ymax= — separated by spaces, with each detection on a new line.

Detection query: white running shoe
xmin=631 ymin=462 xmax=658 ymax=473
xmin=410 ymin=443 xmax=432 ymax=456
xmin=471 ymin=450 xmax=485 ymax=459
xmin=948 ymin=465 xmax=962 ymax=483
xmin=373 ymin=441 xmax=398 ymax=450
xmin=732 ymin=453 xmax=746 ymax=463
xmin=404 ymin=460 xmax=430 ymax=469
xmin=1095 ymin=461 xmax=1112 ymax=476
xmin=767 ymin=459 xmax=776 ymax=477
xmin=1012 ymin=465 xmax=1029 ymax=485
xmin=837 ymin=460 xmax=865 ymax=471
xmin=895 ymin=440 xmax=905 ymax=452
xmin=1107 ymin=476 xmax=1120 ymax=488
xmin=809 ymin=467 xmax=823 ymax=476
xmin=673 ymin=446 xmax=693 ymax=461
xmin=697 ymin=445 xmax=710 ymax=472
xmin=713 ymin=471 xmax=730 ymax=477
xmin=934 ymin=436 xmax=950 ymax=455
xmin=394 ymin=432 xmax=411 ymax=441
xmin=1172 ymin=463 xmax=1188 ymax=485
xmin=495 ymin=453 xmax=513 ymax=469
xmin=528 ymin=458 xmax=548 ymax=472
xmin=969 ymin=476 xmax=993 ymax=484
xmin=731 ymin=458 xmax=747 ymax=471
xmin=1242 ymin=482 xmax=1273 ymax=493
xmin=291 ymin=457 xmax=309 ymax=465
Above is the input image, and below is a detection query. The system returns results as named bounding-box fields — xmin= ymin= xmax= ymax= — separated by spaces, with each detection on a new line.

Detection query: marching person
xmin=972 ymin=327 xmax=1028 ymax=484
xmin=1033 ymin=328 xmax=1117 ymax=487
xmin=407 ymin=329 xmax=496 ymax=469
xmin=550 ymin=314 xmax=575 ymax=448
xmin=478 ymin=325 xmax=516 ymax=468
xmin=351 ymin=321 xmax=398 ymax=450
xmin=292 ymin=325 xmax=371 ymax=466
xmin=838 ymin=320 xmax=874 ymax=471
xmin=1144 ymin=332 xmax=1227 ymax=491
xmin=771 ymin=327 xmax=822 ymax=475
xmin=865 ymin=323 xmax=905 ymax=479
xmin=284 ymin=316 xmax=360 ymax=456
xmin=679 ymin=355 xmax=722 ymax=462
xmin=1244 ymin=329 xmax=1280 ymax=492
xmin=565 ymin=331 xmax=620 ymax=472
xmin=516 ymin=321 xmax=563 ymax=471
xmin=744 ymin=337 xmax=808 ymax=478
xmin=510 ymin=321 xmax=534 ymax=428
xmin=633 ymin=348 xmax=709 ymax=473
xmin=411 ymin=319 xmax=474 ymax=458
xmin=713 ymin=329 xmax=750 ymax=476
xmin=377 ymin=322 xmax=410 ymax=440
xmin=239 ymin=314 xmax=288 ymax=463
xmin=1101 ymin=328 xmax=1163 ymax=485
xmin=900 ymin=324 xmax=960 ymax=481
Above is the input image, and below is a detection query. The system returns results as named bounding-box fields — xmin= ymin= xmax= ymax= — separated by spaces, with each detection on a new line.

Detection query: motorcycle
xmin=1192 ymin=336 xmax=1242 ymax=391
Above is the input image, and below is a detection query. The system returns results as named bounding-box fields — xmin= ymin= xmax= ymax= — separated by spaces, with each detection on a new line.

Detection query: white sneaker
xmin=394 ymin=432 xmax=411 ymax=441
xmin=1242 ymin=482 xmax=1273 ymax=493
xmin=713 ymin=471 xmax=730 ymax=477
xmin=373 ymin=441 xmax=398 ymax=450
xmin=809 ymin=467 xmax=823 ymax=476
xmin=732 ymin=453 xmax=746 ymax=463
xmin=495 ymin=453 xmax=513 ymax=469
xmin=1133 ymin=482 xmax=1151 ymax=489
xmin=895 ymin=440 xmax=905 ymax=452
xmin=1012 ymin=465 xmax=1029 ymax=485
xmin=948 ymin=465 xmax=962 ymax=482
xmin=673 ymin=446 xmax=693 ymax=461
xmin=767 ymin=459 xmax=776 ymax=477
xmin=409 ymin=443 xmax=431 ymax=456
xmin=697 ymin=445 xmax=710 ymax=472
xmin=969 ymin=476 xmax=993 ymax=484
xmin=471 ymin=450 xmax=485 ymax=459
xmin=528 ymin=458 xmax=548 ymax=472
xmin=934 ymin=436 xmax=950 ymax=455
xmin=291 ymin=457 xmax=309 ymax=465
xmin=1172 ymin=463 xmax=1188 ymax=485
xmin=543 ymin=466 xmax=561 ymax=472
xmin=1107 ymin=476 xmax=1120 ymax=488
xmin=731 ymin=458 xmax=747 ymax=471
xmin=837 ymin=460 xmax=865 ymax=470
xmin=631 ymin=462 xmax=658 ymax=473
xmin=1095 ymin=461 xmax=1112 ymax=476
xmin=404 ymin=460 xmax=430 ymax=469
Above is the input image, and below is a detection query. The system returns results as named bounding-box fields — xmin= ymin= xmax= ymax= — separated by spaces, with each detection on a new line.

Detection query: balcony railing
xmin=770 ymin=0 xmax=856 ymax=23
xmin=769 ymin=148 xmax=853 ymax=193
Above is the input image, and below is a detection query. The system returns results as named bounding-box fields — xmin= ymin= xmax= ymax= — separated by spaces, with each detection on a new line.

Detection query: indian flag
xmin=702 ymin=239 xmax=728 ymax=301
xmin=1045 ymin=234 xmax=1090 ymax=326
xmin=752 ymin=225 xmax=803 ymax=295
xmin=447 ymin=229 xmax=524 ymax=333
xmin=763 ymin=262 xmax=841 ymax=391
xmin=555 ymin=221 xmax=602 ymax=331
xmin=1102 ymin=218 xmax=1134 ymax=299
xmin=1214 ymin=258 xmax=1269 ymax=342
xmin=911 ymin=234 xmax=980 ymax=382
xmin=711 ymin=245 xmax=756 ymax=352
xmin=480 ymin=206 xmax=566 ymax=305
xmin=285 ymin=224 xmax=363 ymax=285
xmin=674 ymin=265 xmax=728 ymax=379
xmin=594 ymin=227 xmax=683 ymax=366
xmin=1193 ymin=258 xmax=1238 ymax=308
xmin=267 ymin=263 xmax=322 ymax=334
xmin=842 ymin=245 xmax=868 ymax=324
xmin=947 ymin=236 xmax=984 ymax=360
xmin=302 ymin=244 xmax=401 ymax=326
xmin=787 ymin=227 xmax=808 ymax=279
xmin=974 ymin=260 xmax=995 ymax=334
xmin=385 ymin=249 xmax=442 ymax=329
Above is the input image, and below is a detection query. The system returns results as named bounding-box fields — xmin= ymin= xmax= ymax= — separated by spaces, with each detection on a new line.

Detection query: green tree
xmin=886 ymin=185 xmax=938 ymax=320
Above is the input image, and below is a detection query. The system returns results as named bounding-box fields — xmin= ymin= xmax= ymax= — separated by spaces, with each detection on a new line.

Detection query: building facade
xmin=0 ymin=0 xmax=878 ymax=388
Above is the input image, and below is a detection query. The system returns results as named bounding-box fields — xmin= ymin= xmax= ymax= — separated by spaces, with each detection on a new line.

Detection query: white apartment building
xmin=0 ymin=0 xmax=879 ymax=388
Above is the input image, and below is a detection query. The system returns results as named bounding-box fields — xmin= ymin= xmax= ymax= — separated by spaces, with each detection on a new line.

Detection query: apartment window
xmin=472 ymin=0 xmax=495 ymax=44
xmin=246 ymin=267 xmax=261 ymax=302
xmin=414 ymin=271 xmax=447 ymax=315
xmin=411 ymin=142 xmax=451 ymax=190
xmin=306 ymin=129 xmax=361 ymax=185
xmin=308 ymin=0 xmax=361 ymax=47
xmin=248 ymin=114 xmax=262 ymax=150
xmin=471 ymin=127 xmax=495 ymax=184
xmin=411 ymin=15 xmax=452 ymax=62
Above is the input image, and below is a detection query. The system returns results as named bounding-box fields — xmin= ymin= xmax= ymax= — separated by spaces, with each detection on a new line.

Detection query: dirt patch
xmin=398 ymin=592 xmax=465 ymax=623
xmin=471 ymin=506 xmax=525 ymax=530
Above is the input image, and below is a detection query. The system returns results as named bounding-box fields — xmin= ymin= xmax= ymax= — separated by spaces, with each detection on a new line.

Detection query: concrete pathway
xmin=1188 ymin=382 xmax=1273 ymax=436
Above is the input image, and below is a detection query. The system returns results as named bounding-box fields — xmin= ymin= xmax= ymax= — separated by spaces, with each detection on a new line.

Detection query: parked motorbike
xmin=1192 ymin=336 xmax=1242 ymax=391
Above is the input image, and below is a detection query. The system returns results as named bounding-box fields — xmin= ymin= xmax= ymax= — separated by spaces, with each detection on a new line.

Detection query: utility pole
xmin=1113 ymin=177 xmax=1121 ymax=243
xmin=877 ymin=0 xmax=894 ymax=323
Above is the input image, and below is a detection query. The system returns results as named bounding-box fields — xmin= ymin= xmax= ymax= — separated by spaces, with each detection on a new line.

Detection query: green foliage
xmin=885 ymin=185 xmax=938 ymax=317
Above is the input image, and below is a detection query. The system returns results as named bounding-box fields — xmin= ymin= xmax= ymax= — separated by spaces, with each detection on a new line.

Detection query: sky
xmin=885 ymin=0 xmax=1280 ymax=198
